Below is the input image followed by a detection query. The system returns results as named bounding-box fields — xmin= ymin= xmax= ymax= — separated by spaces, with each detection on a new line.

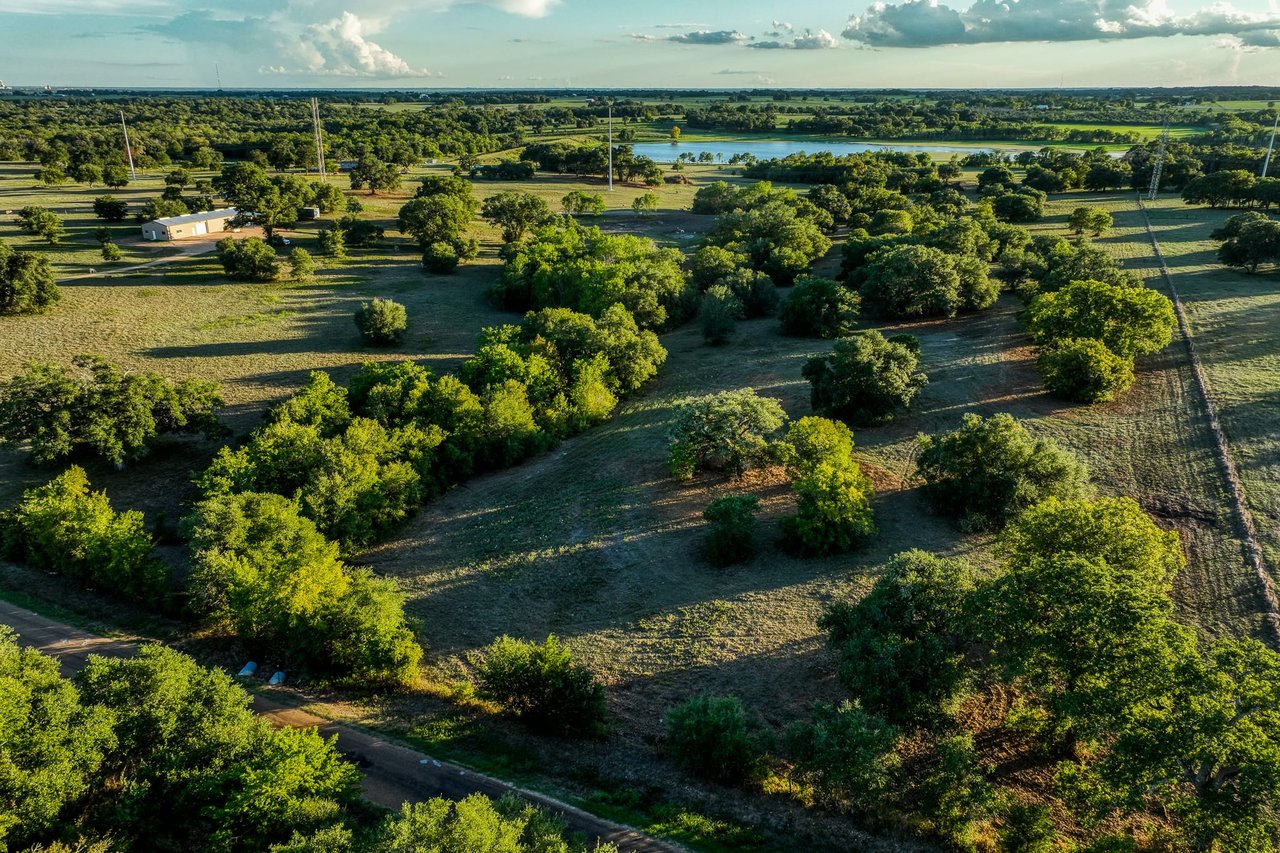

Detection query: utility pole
xmin=311 ymin=97 xmax=327 ymax=183
xmin=607 ymin=102 xmax=614 ymax=192
xmin=120 ymin=111 xmax=136 ymax=181
xmin=1262 ymin=113 xmax=1278 ymax=179
xmin=1147 ymin=122 xmax=1169 ymax=201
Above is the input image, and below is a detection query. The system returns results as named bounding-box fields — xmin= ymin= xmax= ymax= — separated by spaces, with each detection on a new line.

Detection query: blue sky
xmin=1 ymin=0 xmax=1278 ymax=88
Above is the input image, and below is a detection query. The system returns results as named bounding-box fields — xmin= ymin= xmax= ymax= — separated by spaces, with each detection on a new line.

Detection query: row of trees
xmin=189 ymin=296 xmax=667 ymax=677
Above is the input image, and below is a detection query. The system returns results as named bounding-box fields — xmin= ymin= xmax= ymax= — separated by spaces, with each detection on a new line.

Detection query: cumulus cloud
xmin=150 ymin=8 xmax=432 ymax=77
xmin=843 ymin=0 xmax=1280 ymax=47
xmin=298 ymin=11 xmax=430 ymax=76
xmin=750 ymin=27 xmax=840 ymax=49
xmin=668 ymin=29 xmax=748 ymax=44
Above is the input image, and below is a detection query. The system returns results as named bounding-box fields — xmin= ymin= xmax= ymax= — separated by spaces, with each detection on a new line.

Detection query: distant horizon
xmin=3 ymin=0 xmax=1278 ymax=90
xmin=4 ymin=84 xmax=1280 ymax=94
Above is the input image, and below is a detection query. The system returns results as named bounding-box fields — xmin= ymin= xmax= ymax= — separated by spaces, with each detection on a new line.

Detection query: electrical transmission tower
xmin=120 ymin=111 xmax=136 ymax=181
xmin=311 ymin=98 xmax=327 ymax=183
xmin=1147 ymin=123 xmax=1169 ymax=201
xmin=1263 ymin=113 xmax=1278 ymax=178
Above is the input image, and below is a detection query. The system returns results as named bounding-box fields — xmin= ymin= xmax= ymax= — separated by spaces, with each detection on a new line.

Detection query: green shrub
xmin=422 ymin=241 xmax=459 ymax=274
xmin=699 ymin=284 xmax=743 ymax=345
xmin=917 ymin=735 xmax=996 ymax=847
xmin=820 ymin=550 xmax=977 ymax=724
xmin=803 ymin=331 xmax=927 ymax=426
xmin=1037 ymin=338 xmax=1135 ymax=403
xmin=288 ymin=247 xmax=316 ymax=281
xmin=355 ymin=298 xmax=408 ymax=346
xmin=666 ymin=390 xmax=786 ymax=480
xmin=101 ymin=242 xmax=123 ymax=262
xmin=317 ymin=224 xmax=347 ymax=259
xmin=781 ymin=461 xmax=875 ymax=556
xmin=663 ymin=695 xmax=767 ymax=785
xmin=917 ymin=412 xmax=1091 ymax=531
xmin=719 ymin=268 xmax=779 ymax=318
xmin=374 ymin=794 xmax=613 ymax=853
xmin=216 ymin=236 xmax=280 ymax=282
xmin=0 ymin=355 xmax=225 ymax=466
xmin=777 ymin=275 xmax=860 ymax=338
xmin=475 ymin=635 xmax=607 ymax=738
xmin=785 ymin=701 xmax=899 ymax=814
xmin=3 ymin=466 xmax=166 ymax=602
xmin=702 ymin=495 xmax=760 ymax=566
xmin=996 ymin=802 xmax=1058 ymax=853
xmin=776 ymin=416 xmax=855 ymax=476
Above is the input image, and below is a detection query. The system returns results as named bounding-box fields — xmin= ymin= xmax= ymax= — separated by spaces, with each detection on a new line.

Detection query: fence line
xmin=1135 ymin=193 xmax=1280 ymax=645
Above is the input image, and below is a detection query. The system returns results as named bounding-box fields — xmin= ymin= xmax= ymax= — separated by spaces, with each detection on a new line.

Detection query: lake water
xmin=631 ymin=139 xmax=1016 ymax=162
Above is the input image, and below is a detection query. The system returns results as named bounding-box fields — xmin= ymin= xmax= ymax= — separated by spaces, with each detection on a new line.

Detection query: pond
xmin=630 ymin=139 xmax=1018 ymax=163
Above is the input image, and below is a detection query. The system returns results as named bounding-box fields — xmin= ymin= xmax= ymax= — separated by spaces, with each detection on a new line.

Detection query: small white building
xmin=140 ymin=208 xmax=238 ymax=241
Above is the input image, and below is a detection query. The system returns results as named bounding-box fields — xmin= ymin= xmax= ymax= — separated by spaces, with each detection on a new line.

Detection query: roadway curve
xmin=0 ymin=599 xmax=681 ymax=853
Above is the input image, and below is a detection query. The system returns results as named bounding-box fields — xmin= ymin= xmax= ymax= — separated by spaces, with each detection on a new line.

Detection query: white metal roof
xmin=149 ymin=207 xmax=238 ymax=227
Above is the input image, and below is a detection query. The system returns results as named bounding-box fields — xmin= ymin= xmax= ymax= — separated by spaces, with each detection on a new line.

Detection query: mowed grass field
xmin=1138 ymin=196 xmax=1280 ymax=587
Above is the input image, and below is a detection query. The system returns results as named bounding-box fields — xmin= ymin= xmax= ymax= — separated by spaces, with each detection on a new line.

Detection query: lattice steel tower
xmin=1147 ymin=123 xmax=1169 ymax=201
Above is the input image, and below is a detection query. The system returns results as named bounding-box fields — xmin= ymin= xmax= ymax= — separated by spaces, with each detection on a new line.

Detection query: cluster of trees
xmin=1023 ymin=278 xmax=1176 ymax=403
xmin=190 ymin=302 xmax=666 ymax=678
xmin=186 ymin=490 xmax=422 ymax=685
xmin=16 ymin=206 xmax=65 ymax=245
xmin=0 ymin=238 xmax=59 ymax=315
xmin=810 ymin=495 xmax=1280 ymax=852
xmin=1 ymin=466 xmax=167 ymax=602
xmin=217 ymin=237 xmax=317 ymax=283
xmin=666 ymin=393 xmax=877 ymax=558
xmin=1182 ymin=169 xmax=1280 ymax=209
xmin=397 ymin=174 xmax=480 ymax=271
xmin=215 ymin=162 xmax=347 ymax=238
xmin=1212 ymin=211 xmax=1280 ymax=273
xmin=492 ymin=223 xmax=690 ymax=329
xmin=693 ymin=181 xmax=833 ymax=285
xmin=518 ymin=140 xmax=663 ymax=184
xmin=1 ymin=633 xmax=611 ymax=852
xmin=0 ymin=355 xmax=225 ymax=466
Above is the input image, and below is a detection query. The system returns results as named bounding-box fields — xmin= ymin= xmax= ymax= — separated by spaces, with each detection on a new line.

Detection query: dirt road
xmin=0 ymin=599 xmax=680 ymax=852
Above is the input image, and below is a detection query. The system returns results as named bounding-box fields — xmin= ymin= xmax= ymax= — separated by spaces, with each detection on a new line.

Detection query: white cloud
xmin=299 ymin=11 xmax=431 ymax=76
xmin=667 ymin=29 xmax=749 ymax=44
xmin=843 ymin=0 xmax=1280 ymax=47
xmin=148 ymin=6 xmax=444 ymax=77
xmin=750 ymin=28 xmax=840 ymax=49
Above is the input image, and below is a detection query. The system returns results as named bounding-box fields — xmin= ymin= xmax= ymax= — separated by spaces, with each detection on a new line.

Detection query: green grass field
xmin=1138 ymin=197 xmax=1280 ymax=584
xmin=3 ymin=158 xmax=1278 ymax=849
